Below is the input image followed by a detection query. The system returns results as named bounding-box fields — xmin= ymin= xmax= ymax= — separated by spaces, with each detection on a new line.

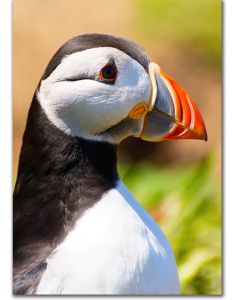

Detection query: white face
xmin=38 ymin=47 xmax=151 ymax=143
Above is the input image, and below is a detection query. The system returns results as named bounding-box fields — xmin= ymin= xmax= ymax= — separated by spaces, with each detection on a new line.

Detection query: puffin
xmin=13 ymin=34 xmax=207 ymax=295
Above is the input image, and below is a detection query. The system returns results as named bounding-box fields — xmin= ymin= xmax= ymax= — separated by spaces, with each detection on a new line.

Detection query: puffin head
xmin=37 ymin=34 xmax=207 ymax=144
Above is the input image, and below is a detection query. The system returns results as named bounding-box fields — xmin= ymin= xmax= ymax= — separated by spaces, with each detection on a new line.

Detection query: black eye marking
xmin=61 ymin=58 xmax=118 ymax=84
xmin=98 ymin=60 xmax=118 ymax=84
xmin=63 ymin=76 xmax=90 ymax=82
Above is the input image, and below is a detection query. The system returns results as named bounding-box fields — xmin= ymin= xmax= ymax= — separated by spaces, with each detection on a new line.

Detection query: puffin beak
xmin=137 ymin=62 xmax=207 ymax=142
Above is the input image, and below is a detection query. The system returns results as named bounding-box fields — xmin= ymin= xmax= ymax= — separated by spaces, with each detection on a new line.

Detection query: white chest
xmin=36 ymin=181 xmax=180 ymax=295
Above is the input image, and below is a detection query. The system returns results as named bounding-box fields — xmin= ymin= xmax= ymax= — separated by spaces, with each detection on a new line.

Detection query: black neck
xmin=13 ymin=96 xmax=118 ymax=294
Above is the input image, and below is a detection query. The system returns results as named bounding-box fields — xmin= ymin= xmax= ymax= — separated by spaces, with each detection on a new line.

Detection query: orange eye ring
xmin=98 ymin=63 xmax=118 ymax=83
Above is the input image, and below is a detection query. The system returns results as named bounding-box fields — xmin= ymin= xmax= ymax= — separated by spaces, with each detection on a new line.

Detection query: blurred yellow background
xmin=13 ymin=0 xmax=221 ymax=295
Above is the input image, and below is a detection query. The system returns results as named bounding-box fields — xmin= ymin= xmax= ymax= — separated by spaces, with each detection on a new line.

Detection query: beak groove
xmin=160 ymin=69 xmax=207 ymax=141
xmin=140 ymin=62 xmax=208 ymax=142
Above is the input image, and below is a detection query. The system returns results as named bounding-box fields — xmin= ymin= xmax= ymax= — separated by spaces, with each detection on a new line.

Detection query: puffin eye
xmin=98 ymin=64 xmax=117 ymax=83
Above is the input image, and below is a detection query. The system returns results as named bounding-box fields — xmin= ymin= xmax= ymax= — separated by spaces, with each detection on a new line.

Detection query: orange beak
xmin=140 ymin=62 xmax=207 ymax=142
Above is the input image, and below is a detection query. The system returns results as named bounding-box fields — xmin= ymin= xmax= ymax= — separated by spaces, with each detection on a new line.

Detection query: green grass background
xmin=135 ymin=0 xmax=221 ymax=68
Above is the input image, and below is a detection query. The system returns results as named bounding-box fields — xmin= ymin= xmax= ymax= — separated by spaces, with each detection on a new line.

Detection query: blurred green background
xmin=13 ymin=0 xmax=221 ymax=295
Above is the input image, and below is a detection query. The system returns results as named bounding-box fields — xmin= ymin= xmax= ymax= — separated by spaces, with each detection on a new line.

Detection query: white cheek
xmin=38 ymin=47 xmax=151 ymax=141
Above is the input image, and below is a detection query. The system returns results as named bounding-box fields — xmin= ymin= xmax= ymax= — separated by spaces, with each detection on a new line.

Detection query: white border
xmin=224 ymin=0 xmax=240 ymax=299
xmin=1 ymin=0 xmax=240 ymax=299
xmin=0 ymin=0 xmax=12 ymax=299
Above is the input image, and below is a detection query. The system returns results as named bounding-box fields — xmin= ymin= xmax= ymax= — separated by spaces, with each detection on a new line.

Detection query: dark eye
xmin=99 ymin=64 xmax=118 ymax=83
